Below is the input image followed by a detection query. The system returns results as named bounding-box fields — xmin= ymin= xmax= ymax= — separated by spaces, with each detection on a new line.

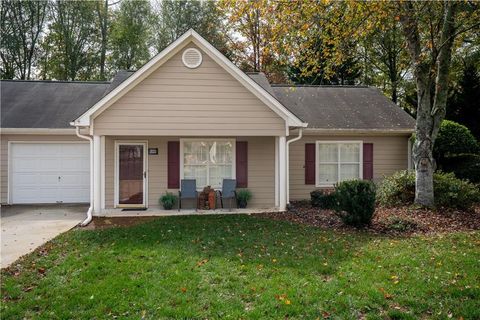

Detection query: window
xmin=316 ymin=141 xmax=362 ymax=186
xmin=181 ymin=139 xmax=235 ymax=189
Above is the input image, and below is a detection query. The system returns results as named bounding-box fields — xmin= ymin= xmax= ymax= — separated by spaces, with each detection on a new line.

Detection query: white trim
xmin=93 ymin=135 xmax=101 ymax=213
xmin=278 ymin=136 xmax=287 ymax=211
xmin=286 ymin=129 xmax=303 ymax=204
xmin=302 ymin=128 xmax=414 ymax=136
xmin=407 ymin=137 xmax=413 ymax=170
xmin=179 ymin=138 xmax=236 ymax=190
xmin=100 ymin=136 xmax=106 ymax=210
xmin=72 ymin=29 xmax=306 ymax=128
xmin=114 ymin=141 xmax=148 ymax=208
xmin=315 ymin=140 xmax=363 ymax=188
xmin=182 ymin=47 xmax=203 ymax=68
xmin=1 ymin=128 xmax=77 ymax=135
xmin=7 ymin=140 xmax=89 ymax=205
xmin=274 ymin=137 xmax=279 ymax=207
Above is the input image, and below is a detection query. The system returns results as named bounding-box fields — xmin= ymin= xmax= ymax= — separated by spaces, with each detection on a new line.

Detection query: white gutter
xmin=0 ymin=128 xmax=77 ymax=135
xmin=75 ymin=126 xmax=93 ymax=226
xmin=286 ymin=128 xmax=303 ymax=204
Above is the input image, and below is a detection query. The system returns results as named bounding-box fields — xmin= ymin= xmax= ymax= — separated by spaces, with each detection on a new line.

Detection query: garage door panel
xmin=10 ymin=143 xmax=90 ymax=204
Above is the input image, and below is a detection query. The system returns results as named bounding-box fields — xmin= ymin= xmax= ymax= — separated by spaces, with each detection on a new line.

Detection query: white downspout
xmin=75 ymin=126 xmax=93 ymax=226
xmin=286 ymin=128 xmax=303 ymax=205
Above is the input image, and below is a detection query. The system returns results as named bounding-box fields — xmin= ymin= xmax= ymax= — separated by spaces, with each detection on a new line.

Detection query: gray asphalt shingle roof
xmin=1 ymin=80 xmax=110 ymax=128
xmin=1 ymin=71 xmax=415 ymax=130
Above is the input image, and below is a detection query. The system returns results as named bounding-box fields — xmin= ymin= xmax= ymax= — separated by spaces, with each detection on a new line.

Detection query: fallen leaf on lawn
xmin=23 ymin=286 xmax=34 ymax=292
xmin=284 ymin=299 xmax=291 ymax=305
xmin=196 ymin=259 xmax=209 ymax=267
xmin=181 ymin=287 xmax=187 ymax=293
xmin=272 ymin=259 xmax=277 ymax=263
xmin=37 ymin=267 xmax=46 ymax=274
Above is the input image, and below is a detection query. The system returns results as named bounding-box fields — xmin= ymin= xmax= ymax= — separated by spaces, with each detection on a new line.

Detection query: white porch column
xmin=274 ymin=137 xmax=279 ymax=207
xmin=278 ymin=136 xmax=287 ymax=211
xmin=93 ymin=135 xmax=101 ymax=214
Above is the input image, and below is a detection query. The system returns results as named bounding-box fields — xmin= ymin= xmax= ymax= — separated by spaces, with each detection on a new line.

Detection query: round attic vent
xmin=182 ymin=48 xmax=202 ymax=69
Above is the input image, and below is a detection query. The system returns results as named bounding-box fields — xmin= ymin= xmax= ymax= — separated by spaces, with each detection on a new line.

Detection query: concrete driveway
xmin=1 ymin=204 xmax=87 ymax=268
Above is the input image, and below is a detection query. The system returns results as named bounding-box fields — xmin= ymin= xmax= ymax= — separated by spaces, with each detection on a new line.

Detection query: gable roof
xmin=72 ymin=29 xmax=306 ymax=128
xmin=1 ymin=80 xmax=109 ymax=129
xmin=271 ymin=85 xmax=415 ymax=130
xmin=248 ymin=72 xmax=415 ymax=131
xmin=1 ymin=72 xmax=415 ymax=132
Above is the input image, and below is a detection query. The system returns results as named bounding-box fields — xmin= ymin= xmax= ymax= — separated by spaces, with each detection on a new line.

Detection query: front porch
xmin=90 ymin=135 xmax=288 ymax=215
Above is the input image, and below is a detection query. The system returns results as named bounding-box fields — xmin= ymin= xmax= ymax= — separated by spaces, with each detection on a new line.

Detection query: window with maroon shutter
xmin=305 ymin=143 xmax=316 ymax=185
xmin=167 ymin=141 xmax=180 ymax=188
xmin=236 ymin=141 xmax=248 ymax=187
xmin=363 ymin=143 xmax=373 ymax=180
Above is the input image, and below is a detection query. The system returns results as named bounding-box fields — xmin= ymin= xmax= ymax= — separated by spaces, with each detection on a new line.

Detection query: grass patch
xmin=1 ymin=215 xmax=479 ymax=319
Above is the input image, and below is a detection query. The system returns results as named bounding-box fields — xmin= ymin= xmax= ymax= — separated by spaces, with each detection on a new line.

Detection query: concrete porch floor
xmin=99 ymin=206 xmax=278 ymax=217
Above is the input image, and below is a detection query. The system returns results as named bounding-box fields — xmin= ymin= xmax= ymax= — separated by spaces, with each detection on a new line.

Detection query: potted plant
xmin=236 ymin=189 xmax=252 ymax=208
xmin=160 ymin=192 xmax=177 ymax=210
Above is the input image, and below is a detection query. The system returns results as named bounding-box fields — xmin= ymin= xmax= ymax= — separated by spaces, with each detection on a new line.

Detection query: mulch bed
xmin=253 ymin=202 xmax=480 ymax=236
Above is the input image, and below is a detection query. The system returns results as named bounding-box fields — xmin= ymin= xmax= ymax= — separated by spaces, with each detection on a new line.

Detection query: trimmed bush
xmin=442 ymin=154 xmax=480 ymax=184
xmin=310 ymin=189 xmax=337 ymax=209
xmin=378 ymin=170 xmax=480 ymax=210
xmin=432 ymin=172 xmax=480 ymax=210
xmin=334 ymin=180 xmax=376 ymax=227
xmin=433 ymin=120 xmax=479 ymax=160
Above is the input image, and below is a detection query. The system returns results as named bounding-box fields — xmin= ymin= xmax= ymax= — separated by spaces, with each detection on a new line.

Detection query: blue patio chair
xmin=217 ymin=179 xmax=237 ymax=211
xmin=178 ymin=179 xmax=198 ymax=211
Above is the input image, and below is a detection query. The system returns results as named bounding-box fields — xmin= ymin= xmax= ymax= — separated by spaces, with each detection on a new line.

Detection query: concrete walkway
xmin=1 ymin=204 xmax=86 ymax=268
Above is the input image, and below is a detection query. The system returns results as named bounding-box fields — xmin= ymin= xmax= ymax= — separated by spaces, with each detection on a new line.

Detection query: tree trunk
xmin=400 ymin=2 xmax=457 ymax=207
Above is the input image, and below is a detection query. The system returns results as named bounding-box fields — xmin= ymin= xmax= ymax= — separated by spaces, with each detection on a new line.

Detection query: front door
xmin=116 ymin=142 xmax=147 ymax=208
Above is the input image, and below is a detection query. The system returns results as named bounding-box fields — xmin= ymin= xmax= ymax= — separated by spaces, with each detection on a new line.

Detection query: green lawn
xmin=1 ymin=215 xmax=479 ymax=319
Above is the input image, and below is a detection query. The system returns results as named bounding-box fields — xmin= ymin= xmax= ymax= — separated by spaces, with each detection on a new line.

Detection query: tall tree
xmin=0 ymin=0 xmax=48 ymax=79
xmin=41 ymin=0 xmax=99 ymax=80
xmin=218 ymin=0 xmax=284 ymax=81
xmin=109 ymin=0 xmax=153 ymax=70
xmin=446 ymin=60 xmax=480 ymax=140
xmin=397 ymin=1 xmax=480 ymax=206
xmin=361 ymin=16 xmax=410 ymax=103
xmin=152 ymin=0 xmax=229 ymax=56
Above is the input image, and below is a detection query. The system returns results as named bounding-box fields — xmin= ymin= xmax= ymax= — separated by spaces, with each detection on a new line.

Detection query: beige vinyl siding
xmin=94 ymin=43 xmax=285 ymax=136
xmin=104 ymin=136 xmax=275 ymax=209
xmin=0 ymin=134 xmax=85 ymax=204
xmin=289 ymin=135 xmax=410 ymax=201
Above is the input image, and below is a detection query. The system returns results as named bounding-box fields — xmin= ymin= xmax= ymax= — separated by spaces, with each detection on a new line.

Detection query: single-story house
xmin=0 ymin=29 xmax=415 ymax=223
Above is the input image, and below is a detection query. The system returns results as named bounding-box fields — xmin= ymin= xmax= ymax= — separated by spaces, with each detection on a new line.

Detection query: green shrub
xmin=377 ymin=170 xmax=416 ymax=207
xmin=378 ymin=170 xmax=480 ymax=210
xmin=334 ymin=180 xmax=376 ymax=227
xmin=310 ymin=189 xmax=337 ymax=209
xmin=433 ymin=171 xmax=480 ymax=210
xmin=433 ymin=120 xmax=479 ymax=160
xmin=160 ymin=192 xmax=177 ymax=210
xmin=442 ymin=154 xmax=480 ymax=184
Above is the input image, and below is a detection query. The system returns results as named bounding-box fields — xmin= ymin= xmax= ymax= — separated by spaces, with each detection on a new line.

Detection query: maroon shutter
xmin=305 ymin=143 xmax=316 ymax=185
xmin=236 ymin=141 xmax=248 ymax=188
xmin=363 ymin=143 xmax=373 ymax=180
xmin=167 ymin=141 xmax=180 ymax=188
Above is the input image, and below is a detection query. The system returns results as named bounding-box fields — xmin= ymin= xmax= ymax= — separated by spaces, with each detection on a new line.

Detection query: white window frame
xmin=315 ymin=140 xmax=363 ymax=187
xmin=180 ymin=138 xmax=236 ymax=190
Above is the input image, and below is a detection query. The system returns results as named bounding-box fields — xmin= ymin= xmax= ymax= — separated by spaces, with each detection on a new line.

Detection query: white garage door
xmin=10 ymin=142 xmax=90 ymax=204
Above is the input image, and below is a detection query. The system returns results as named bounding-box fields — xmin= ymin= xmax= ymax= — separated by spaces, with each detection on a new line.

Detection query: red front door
xmin=118 ymin=144 xmax=145 ymax=206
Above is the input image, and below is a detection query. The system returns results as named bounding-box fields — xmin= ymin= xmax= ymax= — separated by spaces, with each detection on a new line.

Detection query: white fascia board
xmin=301 ymin=128 xmax=415 ymax=135
xmin=72 ymin=29 xmax=306 ymax=128
xmin=0 ymin=128 xmax=77 ymax=135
